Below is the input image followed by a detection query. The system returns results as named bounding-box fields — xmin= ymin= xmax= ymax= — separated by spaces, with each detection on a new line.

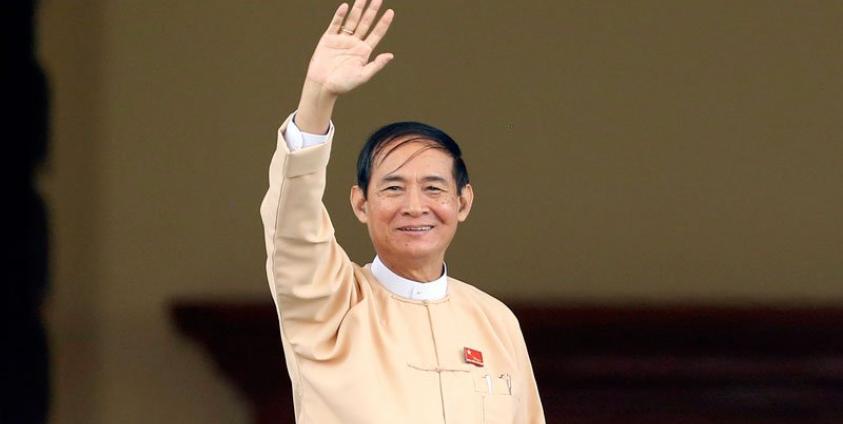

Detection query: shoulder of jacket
xmin=448 ymin=277 xmax=519 ymax=325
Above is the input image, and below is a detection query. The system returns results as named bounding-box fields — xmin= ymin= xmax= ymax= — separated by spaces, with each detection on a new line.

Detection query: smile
xmin=398 ymin=225 xmax=434 ymax=232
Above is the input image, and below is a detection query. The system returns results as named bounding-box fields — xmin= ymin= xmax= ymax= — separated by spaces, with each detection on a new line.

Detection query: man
xmin=260 ymin=1 xmax=545 ymax=422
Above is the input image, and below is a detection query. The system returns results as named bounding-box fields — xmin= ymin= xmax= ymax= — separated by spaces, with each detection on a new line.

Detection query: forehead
xmin=371 ymin=137 xmax=454 ymax=178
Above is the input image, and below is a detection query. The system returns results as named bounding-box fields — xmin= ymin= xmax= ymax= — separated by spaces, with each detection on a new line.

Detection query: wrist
xmin=296 ymin=80 xmax=338 ymax=134
xmin=301 ymin=78 xmax=339 ymax=103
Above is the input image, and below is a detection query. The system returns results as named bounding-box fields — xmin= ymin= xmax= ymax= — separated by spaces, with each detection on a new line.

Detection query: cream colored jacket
xmin=260 ymin=117 xmax=545 ymax=423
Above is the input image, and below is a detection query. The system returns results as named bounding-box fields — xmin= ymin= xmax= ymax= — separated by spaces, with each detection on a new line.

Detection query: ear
xmin=350 ymin=185 xmax=369 ymax=224
xmin=457 ymin=183 xmax=474 ymax=222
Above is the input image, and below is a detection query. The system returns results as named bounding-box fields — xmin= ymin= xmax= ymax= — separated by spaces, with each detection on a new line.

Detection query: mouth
xmin=397 ymin=225 xmax=434 ymax=233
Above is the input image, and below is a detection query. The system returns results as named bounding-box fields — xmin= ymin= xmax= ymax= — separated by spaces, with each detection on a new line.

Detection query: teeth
xmin=401 ymin=226 xmax=432 ymax=231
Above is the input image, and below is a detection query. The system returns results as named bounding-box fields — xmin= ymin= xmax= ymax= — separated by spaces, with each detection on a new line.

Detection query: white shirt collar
xmin=371 ymin=256 xmax=448 ymax=301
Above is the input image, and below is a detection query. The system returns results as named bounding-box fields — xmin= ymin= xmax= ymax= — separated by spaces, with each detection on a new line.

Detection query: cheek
xmin=370 ymin=203 xmax=399 ymax=229
xmin=433 ymin=199 xmax=460 ymax=221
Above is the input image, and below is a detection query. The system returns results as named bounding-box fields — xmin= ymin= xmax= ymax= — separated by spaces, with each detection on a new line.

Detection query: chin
xmin=393 ymin=244 xmax=442 ymax=261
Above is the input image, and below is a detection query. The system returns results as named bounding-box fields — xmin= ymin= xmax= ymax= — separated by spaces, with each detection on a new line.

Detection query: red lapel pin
xmin=464 ymin=347 xmax=484 ymax=367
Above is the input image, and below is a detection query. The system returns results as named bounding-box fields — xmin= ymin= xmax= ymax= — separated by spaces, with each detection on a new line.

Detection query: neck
xmin=378 ymin=254 xmax=444 ymax=283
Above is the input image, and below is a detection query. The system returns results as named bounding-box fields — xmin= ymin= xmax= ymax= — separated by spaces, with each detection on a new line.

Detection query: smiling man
xmin=350 ymin=125 xmax=472 ymax=283
xmin=260 ymin=1 xmax=544 ymax=423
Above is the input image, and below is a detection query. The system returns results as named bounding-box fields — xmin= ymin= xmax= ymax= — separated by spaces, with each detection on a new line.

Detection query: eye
xmin=426 ymin=186 xmax=444 ymax=192
xmin=384 ymin=186 xmax=402 ymax=192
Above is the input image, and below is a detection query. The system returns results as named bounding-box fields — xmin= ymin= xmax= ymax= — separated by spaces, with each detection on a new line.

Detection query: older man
xmin=260 ymin=1 xmax=545 ymax=422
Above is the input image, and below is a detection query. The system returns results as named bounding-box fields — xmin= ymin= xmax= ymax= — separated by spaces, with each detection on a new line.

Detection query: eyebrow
xmin=378 ymin=175 xmax=449 ymax=185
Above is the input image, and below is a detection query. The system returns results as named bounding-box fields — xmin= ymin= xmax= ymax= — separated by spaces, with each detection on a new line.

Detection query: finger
xmin=354 ymin=0 xmax=382 ymax=39
xmin=326 ymin=3 xmax=350 ymax=34
xmin=364 ymin=9 xmax=394 ymax=49
xmin=360 ymin=52 xmax=394 ymax=82
xmin=343 ymin=0 xmax=367 ymax=34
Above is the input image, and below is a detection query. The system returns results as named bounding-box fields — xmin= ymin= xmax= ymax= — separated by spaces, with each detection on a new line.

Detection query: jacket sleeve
xmin=259 ymin=114 xmax=360 ymax=361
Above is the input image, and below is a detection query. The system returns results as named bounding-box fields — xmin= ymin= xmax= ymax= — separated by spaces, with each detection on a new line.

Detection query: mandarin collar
xmin=371 ymin=256 xmax=448 ymax=301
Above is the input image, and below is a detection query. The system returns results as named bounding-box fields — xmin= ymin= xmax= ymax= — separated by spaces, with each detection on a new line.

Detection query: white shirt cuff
xmin=283 ymin=111 xmax=333 ymax=151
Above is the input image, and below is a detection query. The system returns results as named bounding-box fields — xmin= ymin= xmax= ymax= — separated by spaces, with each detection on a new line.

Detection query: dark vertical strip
xmin=2 ymin=1 xmax=51 ymax=423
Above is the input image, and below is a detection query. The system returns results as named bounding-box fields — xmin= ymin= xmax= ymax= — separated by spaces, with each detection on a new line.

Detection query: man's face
xmin=350 ymin=137 xmax=473 ymax=270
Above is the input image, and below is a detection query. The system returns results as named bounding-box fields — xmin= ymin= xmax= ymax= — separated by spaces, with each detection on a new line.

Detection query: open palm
xmin=306 ymin=0 xmax=395 ymax=95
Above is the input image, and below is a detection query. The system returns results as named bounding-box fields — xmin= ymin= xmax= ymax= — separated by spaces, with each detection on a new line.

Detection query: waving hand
xmin=306 ymin=0 xmax=395 ymax=95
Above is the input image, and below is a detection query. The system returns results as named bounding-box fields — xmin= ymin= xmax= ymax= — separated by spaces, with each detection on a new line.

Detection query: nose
xmin=402 ymin=187 xmax=428 ymax=217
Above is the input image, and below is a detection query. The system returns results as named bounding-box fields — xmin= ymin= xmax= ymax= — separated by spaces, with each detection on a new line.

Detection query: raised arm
xmin=295 ymin=0 xmax=395 ymax=134
xmin=260 ymin=1 xmax=395 ymax=360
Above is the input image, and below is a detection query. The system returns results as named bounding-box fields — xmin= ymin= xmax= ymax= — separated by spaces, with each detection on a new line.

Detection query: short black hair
xmin=356 ymin=121 xmax=469 ymax=198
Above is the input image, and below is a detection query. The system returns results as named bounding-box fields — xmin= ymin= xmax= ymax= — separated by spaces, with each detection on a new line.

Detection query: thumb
xmin=360 ymin=53 xmax=394 ymax=82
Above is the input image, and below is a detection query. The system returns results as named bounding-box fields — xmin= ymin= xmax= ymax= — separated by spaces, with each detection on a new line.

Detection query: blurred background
xmin=8 ymin=0 xmax=842 ymax=423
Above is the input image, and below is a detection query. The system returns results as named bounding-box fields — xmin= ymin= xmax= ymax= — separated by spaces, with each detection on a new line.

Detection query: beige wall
xmin=38 ymin=0 xmax=842 ymax=423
